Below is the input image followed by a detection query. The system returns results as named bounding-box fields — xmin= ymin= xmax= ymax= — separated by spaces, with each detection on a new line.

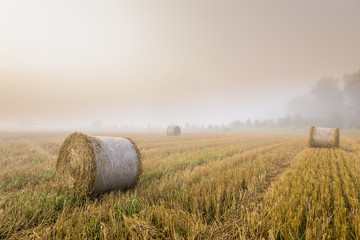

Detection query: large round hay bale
xmin=56 ymin=132 xmax=141 ymax=195
xmin=167 ymin=125 xmax=181 ymax=136
xmin=309 ymin=126 xmax=339 ymax=148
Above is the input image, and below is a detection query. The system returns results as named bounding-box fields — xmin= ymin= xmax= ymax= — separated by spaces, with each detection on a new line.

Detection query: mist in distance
xmin=1 ymin=0 xmax=360 ymax=131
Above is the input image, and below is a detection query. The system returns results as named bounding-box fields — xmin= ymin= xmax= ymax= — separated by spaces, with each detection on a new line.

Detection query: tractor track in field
xmin=206 ymin=141 xmax=307 ymax=239
xmin=333 ymin=151 xmax=353 ymax=237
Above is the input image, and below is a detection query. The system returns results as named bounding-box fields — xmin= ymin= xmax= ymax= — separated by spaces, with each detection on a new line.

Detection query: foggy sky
xmin=1 ymin=0 xmax=360 ymax=129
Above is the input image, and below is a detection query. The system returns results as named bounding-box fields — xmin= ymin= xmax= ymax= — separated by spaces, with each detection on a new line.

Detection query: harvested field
xmin=1 ymin=132 xmax=360 ymax=239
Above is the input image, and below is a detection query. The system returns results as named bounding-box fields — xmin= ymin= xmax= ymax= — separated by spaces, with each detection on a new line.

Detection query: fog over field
xmin=1 ymin=0 xmax=360 ymax=130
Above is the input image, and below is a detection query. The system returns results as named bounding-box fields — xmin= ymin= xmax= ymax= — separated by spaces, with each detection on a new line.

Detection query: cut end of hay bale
xmin=309 ymin=126 xmax=340 ymax=148
xmin=56 ymin=132 xmax=97 ymax=195
xmin=308 ymin=126 xmax=315 ymax=147
xmin=334 ymin=128 xmax=340 ymax=148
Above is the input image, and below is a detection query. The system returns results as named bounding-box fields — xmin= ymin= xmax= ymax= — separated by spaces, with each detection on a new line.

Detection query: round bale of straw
xmin=56 ymin=132 xmax=141 ymax=195
xmin=309 ymin=126 xmax=339 ymax=148
xmin=167 ymin=125 xmax=181 ymax=136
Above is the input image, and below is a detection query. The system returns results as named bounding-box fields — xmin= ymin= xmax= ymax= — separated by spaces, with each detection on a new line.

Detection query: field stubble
xmin=0 ymin=132 xmax=360 ymax=239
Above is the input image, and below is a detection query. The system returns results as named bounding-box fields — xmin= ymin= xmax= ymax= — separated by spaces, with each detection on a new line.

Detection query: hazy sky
xmin=1 ymin=0 xmax=360 ymax=129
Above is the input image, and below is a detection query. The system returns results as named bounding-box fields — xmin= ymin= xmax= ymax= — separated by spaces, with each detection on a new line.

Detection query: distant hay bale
xmin=309 ymin=126 xmax=339 ymax=148
xmin=56 ymin=132 xmax=141 ymax=195
xmin=167 ymin=126 xmax=181 ymax=136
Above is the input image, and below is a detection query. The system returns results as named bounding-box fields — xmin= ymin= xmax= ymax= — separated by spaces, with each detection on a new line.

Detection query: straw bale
xmin=167 ymin=126 xmax=181 ymax=136
xmin=309 ymin=126 xmax=339 ymax=148
xmin=56 ymin=132 xmax=141 ymax=195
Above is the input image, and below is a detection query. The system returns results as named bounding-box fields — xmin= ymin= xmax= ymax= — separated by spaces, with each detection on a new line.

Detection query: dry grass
xmin=1 ymin=132 xmax=360 ymax=239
